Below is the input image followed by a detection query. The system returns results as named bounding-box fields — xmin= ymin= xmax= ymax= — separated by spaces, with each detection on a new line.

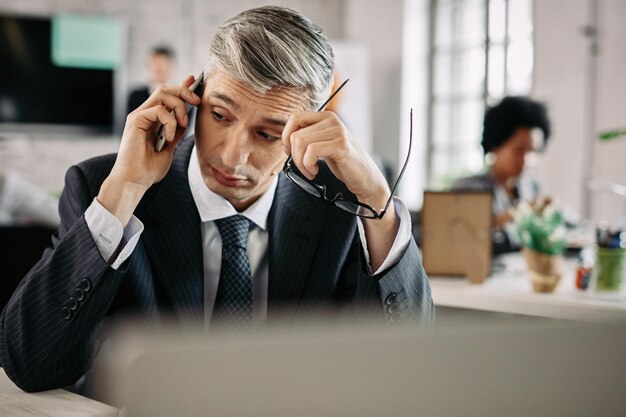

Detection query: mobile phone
xmin=154 ymin=72 xmax=204 ymax=152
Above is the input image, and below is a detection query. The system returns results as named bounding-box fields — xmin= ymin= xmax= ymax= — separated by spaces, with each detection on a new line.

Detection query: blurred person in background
xmin=0 ymin=137 xmax=60 ymax=228
xmin=0 ymin=169 xmax=60 ymax=312
xmin=0 ymin=169 xmax=60 ymax=227
xmin=126 ymin=46 xmax=176 ymax=115
xmin=451 ymin=96 xmax=551 ymax=254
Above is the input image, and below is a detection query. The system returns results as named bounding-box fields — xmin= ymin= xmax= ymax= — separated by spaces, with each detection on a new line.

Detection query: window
xmin=427 ymin=0 xmax=533 ymax=189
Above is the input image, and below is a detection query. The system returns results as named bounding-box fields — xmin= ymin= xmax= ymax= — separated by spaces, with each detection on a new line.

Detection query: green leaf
xmin=598 ymin=129 xmax=626 ymax=141
xmin=514 ymin=202 xmax=566 ymax=255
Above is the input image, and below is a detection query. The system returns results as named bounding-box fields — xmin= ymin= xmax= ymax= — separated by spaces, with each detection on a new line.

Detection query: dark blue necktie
xmin=212 ymin=215 xmax=253 ymax=329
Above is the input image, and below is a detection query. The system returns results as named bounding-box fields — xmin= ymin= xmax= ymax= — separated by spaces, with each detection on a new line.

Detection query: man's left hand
xmin=282 ymin=111 xmax=390 ymax=213
xmin=282 ymin=111 xmax=399 ymax=272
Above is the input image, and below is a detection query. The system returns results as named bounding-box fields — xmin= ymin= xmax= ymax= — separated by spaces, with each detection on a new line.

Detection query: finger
xmin=152 ymin=94 xmax=190 ymax=127
xmin=135 ymin=105 xmax=177 ymax=143
xmin=282 ymin=112 xmax=332 ymax=154
xmin=160 ymin=81 xmax=202 ymax=105
xmin=291 ymin=128 xmax=335 ymax=179
xmin=163 ymin=123 xmax=189 ymax=151
xmin=136 ymin=82 xmax=201 ymax=114
xmin=179 ymin=74 xmax=202 ymax=103
xmin=181 ymin=74 xmax=195 ymax=89
xmin=151 ymin=123 xmax=188 ymax=153
xmin=301 ymin=139 xmax=344 ymax=179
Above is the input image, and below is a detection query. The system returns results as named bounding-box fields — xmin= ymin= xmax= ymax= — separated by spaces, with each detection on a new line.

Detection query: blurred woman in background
xmin=452 ymin=96 xmax=551 ymax=254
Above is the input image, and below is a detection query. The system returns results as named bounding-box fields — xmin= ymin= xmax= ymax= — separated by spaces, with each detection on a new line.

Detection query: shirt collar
xmin=188 ymin=141 xmax=277 ymax=230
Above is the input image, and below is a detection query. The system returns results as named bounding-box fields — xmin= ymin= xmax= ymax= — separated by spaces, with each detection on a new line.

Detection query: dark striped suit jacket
xmin=0 ymin=137 xmax=432 ymax=392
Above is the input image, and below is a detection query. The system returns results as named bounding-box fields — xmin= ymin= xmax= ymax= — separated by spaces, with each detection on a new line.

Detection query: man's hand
xmin=97 ymin=75 xmax=201 ymax=226
xmin=282 ymin=111 xmax=391 ymax=212
xmin=282 ymin=111 xmax=398 ymax=272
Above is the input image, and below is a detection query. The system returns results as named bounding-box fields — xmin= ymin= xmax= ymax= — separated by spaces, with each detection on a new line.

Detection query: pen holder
xmin=594 ymin=247 xmax=626 ymax=291
xmin=522 ymin=248 xmax=563 ymax=293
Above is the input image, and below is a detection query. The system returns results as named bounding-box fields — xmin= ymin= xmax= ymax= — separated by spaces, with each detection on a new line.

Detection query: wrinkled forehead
xmin=202 ymin=69 xmax=312 ymax=114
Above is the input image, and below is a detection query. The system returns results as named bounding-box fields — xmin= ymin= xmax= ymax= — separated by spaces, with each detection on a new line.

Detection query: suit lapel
xmin=142 ymin=137 xmax=204 ymax=321
xmin=267 ymin=175 xmax=321 ymax=318
xmin=139 ymin=139 xmax=324 ymax=321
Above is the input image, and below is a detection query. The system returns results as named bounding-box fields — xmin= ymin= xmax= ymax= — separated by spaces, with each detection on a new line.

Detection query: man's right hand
xmin=97 ymin=75 xmax=201 ymax=227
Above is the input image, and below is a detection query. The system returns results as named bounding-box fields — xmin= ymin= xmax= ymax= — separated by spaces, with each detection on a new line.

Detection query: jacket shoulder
xmin=71 ymin=153 xmax=117 ymax=197
xmin=451 ymin=172 xmax=494 ymax=192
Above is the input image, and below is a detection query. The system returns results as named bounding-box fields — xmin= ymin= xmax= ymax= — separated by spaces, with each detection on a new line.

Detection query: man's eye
xmin=212 ymin=111 xmax=226 ymax=121
xmin=257 ymin=131 xmax=280 ymax=142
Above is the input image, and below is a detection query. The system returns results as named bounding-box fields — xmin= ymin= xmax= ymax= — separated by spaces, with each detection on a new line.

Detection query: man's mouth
xmin=210 ymin=166 xmax=248 ymax=187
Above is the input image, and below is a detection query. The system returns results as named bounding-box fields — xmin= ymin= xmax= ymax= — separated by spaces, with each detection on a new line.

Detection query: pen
xmin=154 ymin=73 xmax=204 ymax=152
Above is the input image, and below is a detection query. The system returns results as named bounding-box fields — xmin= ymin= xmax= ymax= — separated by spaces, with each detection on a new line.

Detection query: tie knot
xmin=215 ymin=215 xmax=250 ymax=249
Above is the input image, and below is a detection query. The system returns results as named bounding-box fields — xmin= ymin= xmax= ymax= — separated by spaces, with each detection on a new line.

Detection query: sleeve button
xmin=386 ymin=304 xmax=400 ymax=314
xmin=68 ymin=298 xmax=78 ymax=311
xmin=62 ymin=307 xmax=72 ymax=320
xmin=385 ymin=293 xmax=397 ymax=306
xmin=74 ymin=288 xmax=85 ymax=301
xmin=81 ymin=278 xmax=92 ymax=292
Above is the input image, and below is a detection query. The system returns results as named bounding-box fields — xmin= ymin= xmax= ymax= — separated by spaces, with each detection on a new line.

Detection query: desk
xmin=430 ymin=253 xmax=626 ymax=322
xmin=0 ymin=368 xmax=119 ymax=417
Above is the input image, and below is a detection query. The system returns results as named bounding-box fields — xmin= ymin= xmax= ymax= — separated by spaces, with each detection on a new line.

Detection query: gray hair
xmin=206 ymin=6 xmax=334 ymax=110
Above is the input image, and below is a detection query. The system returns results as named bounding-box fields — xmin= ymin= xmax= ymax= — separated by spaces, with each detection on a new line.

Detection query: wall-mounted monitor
xmin=0 ymin=14 xmax=121 ymax=133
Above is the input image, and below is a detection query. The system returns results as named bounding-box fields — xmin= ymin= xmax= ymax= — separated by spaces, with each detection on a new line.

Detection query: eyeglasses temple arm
xmin=378 ymin=109 xmax=413 ymax=217
xmin=316 ymin=79 xmax=350 ymax=111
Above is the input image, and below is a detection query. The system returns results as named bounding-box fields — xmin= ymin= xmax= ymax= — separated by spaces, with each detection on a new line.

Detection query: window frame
xmin=426 ymin=0 xmax=534 ymax=189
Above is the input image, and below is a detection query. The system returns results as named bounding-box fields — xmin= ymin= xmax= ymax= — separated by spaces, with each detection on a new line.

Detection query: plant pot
xmin=522 ymin=248 xmax=563 ymax=293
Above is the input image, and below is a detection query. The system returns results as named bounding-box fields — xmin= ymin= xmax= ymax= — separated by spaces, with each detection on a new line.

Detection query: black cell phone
xmin=154 ymin=72 xmax=204 ymax=152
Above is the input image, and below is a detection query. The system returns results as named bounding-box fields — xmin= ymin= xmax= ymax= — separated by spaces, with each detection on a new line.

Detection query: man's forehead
xmin=203 ymin=70 xmax=311 ymax=113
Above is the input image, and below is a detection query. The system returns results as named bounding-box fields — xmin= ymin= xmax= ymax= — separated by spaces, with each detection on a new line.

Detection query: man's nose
xmin=221 ymin=128 xmax=251 ymax=168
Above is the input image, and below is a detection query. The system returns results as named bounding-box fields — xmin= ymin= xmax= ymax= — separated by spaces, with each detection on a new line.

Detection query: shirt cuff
xmin=357 ymin=197 xmax=412 ymax=276
xmin=84 ymin=198 xmax=144 ymax=270
xmin=503 ymin=222 xmax=520 ymax=248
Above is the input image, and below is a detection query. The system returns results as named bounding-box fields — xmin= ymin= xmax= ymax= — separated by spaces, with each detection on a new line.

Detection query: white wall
xmin=591 ymin=0 xmax=626 ymax=227
xmin=344 ymin=0 xmax=405 ymax=176
xmin=532 ymin=0 xmax=589 ymax=218
xmin=398 ymin=0 xmax=430 ymax=209
xmin=534 ymin=0 xmax=626 ymax=227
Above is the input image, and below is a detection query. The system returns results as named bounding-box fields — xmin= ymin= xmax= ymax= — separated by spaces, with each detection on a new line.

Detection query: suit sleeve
xmin=342 ymin=228 xmax=434 ymax=326
xmin=373 ymin=238 xmax=434 ymax=325
xmin=0 ymin=165 xmax=131 ymax=392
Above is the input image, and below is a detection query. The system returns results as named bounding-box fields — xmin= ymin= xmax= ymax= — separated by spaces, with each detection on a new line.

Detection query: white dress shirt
xmin=84 ymin=144 xmax=413 ymax=325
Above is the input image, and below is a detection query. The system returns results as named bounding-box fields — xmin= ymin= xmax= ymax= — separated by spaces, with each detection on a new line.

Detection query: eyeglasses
xmin=283 ymin=80 xmax=413 ymax=219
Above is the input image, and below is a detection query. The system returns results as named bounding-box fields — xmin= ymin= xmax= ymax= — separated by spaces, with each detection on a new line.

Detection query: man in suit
xmin=0 ymin=6 xmax=432 ymax=393
xmin=126 ymin=46 xmax=176 ymax=115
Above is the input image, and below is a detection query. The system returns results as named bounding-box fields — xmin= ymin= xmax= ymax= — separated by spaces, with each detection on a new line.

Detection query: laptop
xmin=92 ymin=318 xmax=626 ymax=417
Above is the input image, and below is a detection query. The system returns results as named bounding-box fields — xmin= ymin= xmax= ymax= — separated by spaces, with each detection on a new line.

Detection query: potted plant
xmin=514 ymin=200 xmax=567 ymax=292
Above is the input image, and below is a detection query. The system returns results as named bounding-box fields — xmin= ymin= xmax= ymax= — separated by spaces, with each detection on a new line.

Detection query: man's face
xmin=493 ymin=127 xmax=534 ymax=179
xmin=194 ymin=70 xmax=310 ymax=211
xmin=149 ymin=54 xmax=174 ymax=86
